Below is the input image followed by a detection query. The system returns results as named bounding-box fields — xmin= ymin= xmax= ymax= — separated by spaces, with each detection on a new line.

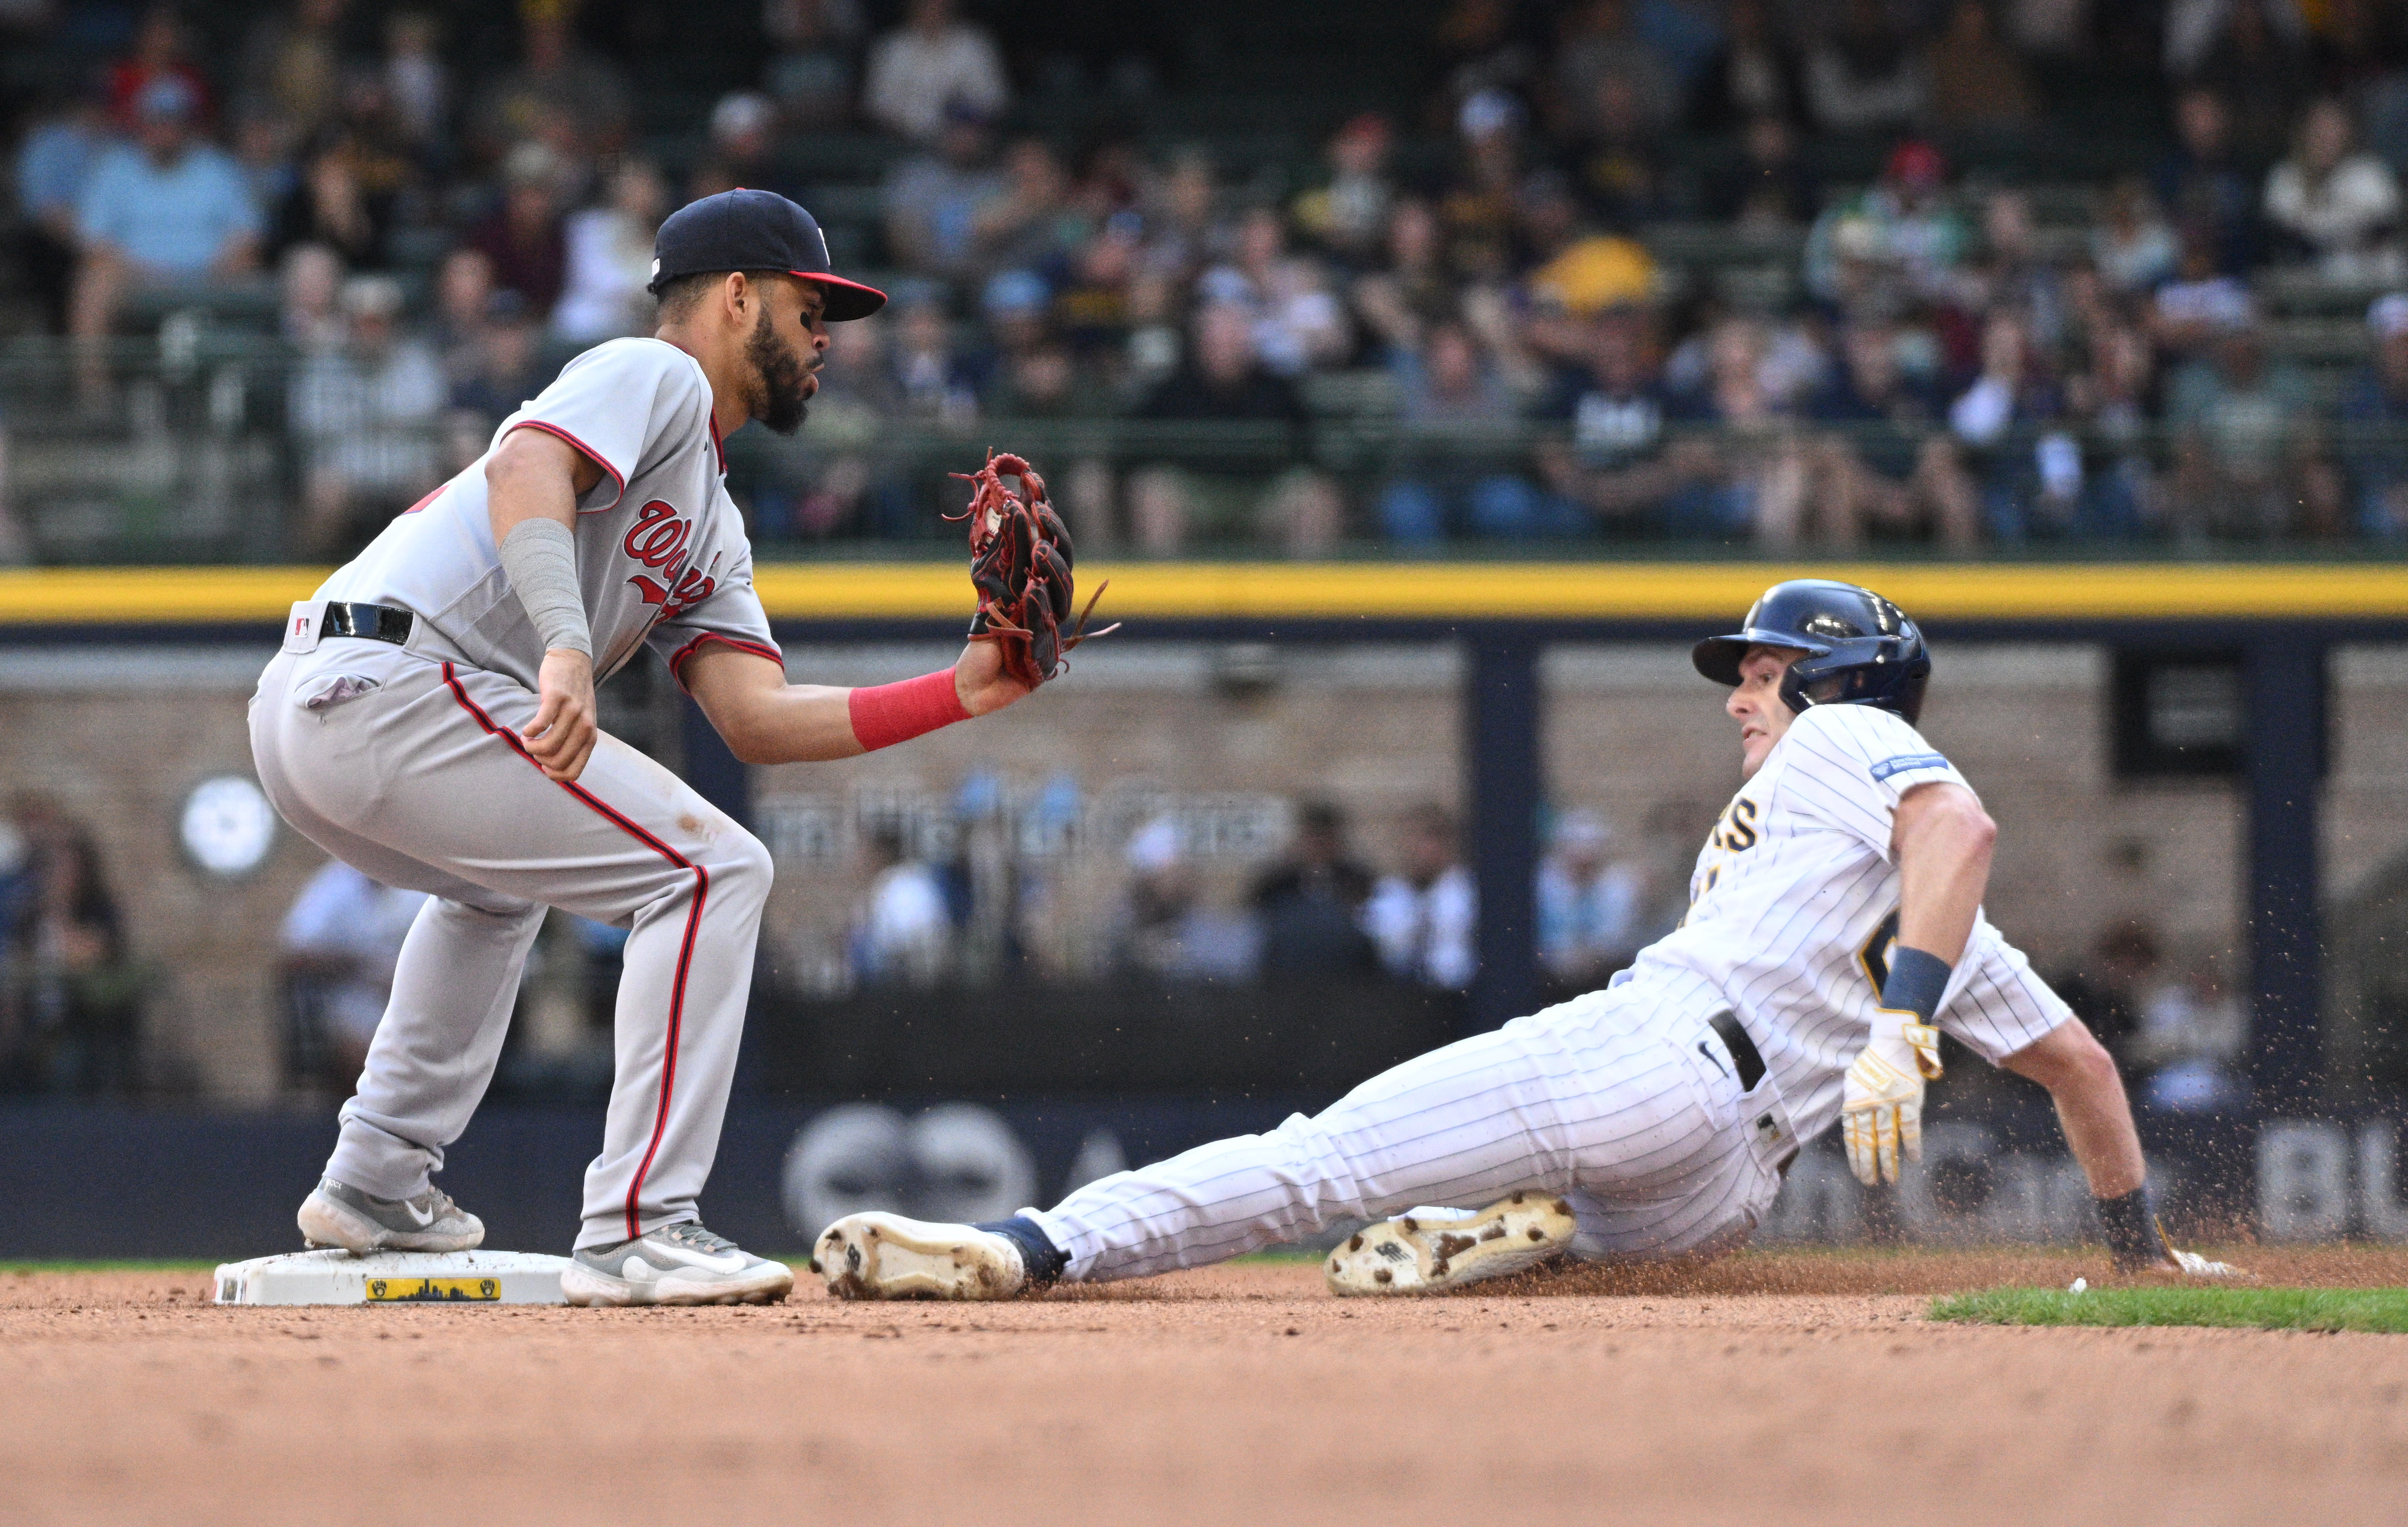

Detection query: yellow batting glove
xmin=1840 ymin=1020 xmax=1942 ymax=1187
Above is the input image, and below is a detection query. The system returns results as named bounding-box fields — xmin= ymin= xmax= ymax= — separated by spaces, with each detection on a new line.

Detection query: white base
xmin=212 ymin=1248 xmax=572 ymax=1306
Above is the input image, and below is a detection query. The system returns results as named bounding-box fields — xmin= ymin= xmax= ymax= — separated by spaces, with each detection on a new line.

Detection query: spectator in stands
xmin=9 ymin=804 xmax=144 ymax=1096
xmin=2264 ymin=97 xmax=2405 ymax=283
xmin=1441 ymin=89 xmax=1529 ymax=282
xmin=1250 ymin=800 xmax=1376 ymax=980
xmin=279 ymin=860 xmax=430 ymax=1083
xmin=233 ymin=101 xmax=303 ymax=218
xmin=1670 ymin=316 xmax=1808 ymax=545
xmin=1536 ymin=809 xmax=1647 ymax=998
xmin=764 ymin=0 xmax=864 ymax=130
xmin=1688 ymin=0 xmax=1809 ymax=134
xmin=469 ymin=141 xmax=570 ymax=317
xmin=289 ymin=275 xmax=446 ymax=557
xmin=109 ymin=5 xmax=213 ymax=130
xmin=1111 ymin=816 xmax=1261 ymax=984
xmin=552 ymin=156 xmax=666 ymax=344
xmin=2340 ymin=294 xmax=2408 ymax=537
xmin=1965 ymin=189 xmax=2070 ymax=348
xmin=973 ymin=137 xmax=1085 ymax=278
xmin=1536 ymin=308 xmax=1712 ymax=534
xmin=2091 ymin=177 xmax=2181 ymax=295
xmin=1291 ymin=114 xmax=1397 ymax=274
xmin=1805 ymin=0 xmax=1928 ymax=134
xmin=2131 ymin=948 xmax=2247 ymax=1112
xmin=2064 ymin=321 xmax=2163 ymax=538
xmin=2150 ymin=222 xmax=2258 ymax=357
xmin=1352 ymin=198 xmax=1456 ymax=353
xmin=383 ymin=10 xmax=451 ymax=151
xmin=448 ymin=288 xmax=546 ymax=438
xmin=1701 ymin=113 xmax=1820 ymax=228
xmin=1128 ymin=303 xmax=1341 ymax=554
xmin=2048 ymin=916 xmax=2156 ymax=1071
xmin=12 ymin=85 xmax=107 ymax=334
xmin=1054 ymin=213 xmax=1142 ymax=364
xmin=1364 ymin=804 xmax=1477 ymax=992
xmin=2167 ymin=313 xmax=2344 ymax=539
xmin=1197 ymin=206 xmax=1352 ymax=378
xmin=764 ymin=310 xmax=917 ymax=539
xmin=242 ymin=0 xmax=350 ymax=142
xmin=1553 ymin=0 xmax=1679 ymax=140
xmin=1803 ymin=140 xmax=1968 ymax=309
xmin=883 ymin=99 xmax=1004 ymax=280
xmin=1949 ymin=310 xmax=2083 ymax=542
xmin=270 ymin=136 xmax=394 ymax=271
xmin=2167 ymin=0 xmax=2311 ymax=159
xmin=430 ymin=244 xmax=496 ymax=382
xmin=1138 ymin=147 xmax=1226 ymax=286
xmin=279 ymin=241 xmax=346 ymax=353
xmin=2155 ymin=88 xmax=2261 ymax=275
xmin=70 ymin=77 xmax=264 ymax=409
xmin=1379 ymin=319 xmax=1570 ymax=542
xmin=687 ymin=91 xmax=784 ymax=202
xmin=887 ymin=294 xmax=984 ymax=422
xmin=852 ymin=824 xmax=950 ymax=987
xmin=1803 ymin=319 xmax=1979 ymax=550
xmin=1925 ymin=0 xmax=2037 ymax=131
xmin=864 ymin=0 xmax=1009 ymax=144
xmin=1568 ymin=72 xmax=1675 ymax=231
xmin=468 ymin=0 xmax=633 ymax=163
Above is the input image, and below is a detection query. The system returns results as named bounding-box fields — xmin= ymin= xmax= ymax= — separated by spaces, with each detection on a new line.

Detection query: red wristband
xmin=848 ymin=668 xmax=971 ymax=752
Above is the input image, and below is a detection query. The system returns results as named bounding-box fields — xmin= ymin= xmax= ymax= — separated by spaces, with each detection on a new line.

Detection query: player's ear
xmin=722 ymin=270 xmax=749 ymax=321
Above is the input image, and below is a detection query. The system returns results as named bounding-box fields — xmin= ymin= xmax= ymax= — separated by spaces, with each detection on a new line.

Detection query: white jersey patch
xmin=315 ymin=337 xmax=779 ymax=692
xmin=1620 ymin=702 xmax=2072 ymax=1142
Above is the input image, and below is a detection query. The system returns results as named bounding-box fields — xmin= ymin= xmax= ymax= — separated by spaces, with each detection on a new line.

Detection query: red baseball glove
xmin=949 ymin=450 xmax=1116 ymax=688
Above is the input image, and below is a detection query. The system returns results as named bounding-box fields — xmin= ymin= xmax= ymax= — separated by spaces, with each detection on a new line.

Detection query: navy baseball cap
xmin=647 ymin=188 xmax=887 ymax=321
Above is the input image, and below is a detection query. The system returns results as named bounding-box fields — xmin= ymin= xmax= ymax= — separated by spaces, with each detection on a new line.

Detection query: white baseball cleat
xmin=559 ymin=1222 xmax=793 ymax=1306
xmin=1325 ymin=1191 xmax=1578 ymax=1296
xmin=815 ymin=1212 xmax=1033 ymax=1301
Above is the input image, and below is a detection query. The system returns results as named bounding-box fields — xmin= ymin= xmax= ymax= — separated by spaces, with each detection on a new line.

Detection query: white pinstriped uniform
xmin=1028 ymin=703 xmax=2073 ymax=1283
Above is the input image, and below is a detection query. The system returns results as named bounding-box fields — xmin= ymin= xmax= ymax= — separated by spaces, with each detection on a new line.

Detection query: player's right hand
xmin=1839 ymin=1021 xmax=1943 ymax=1186
xmin=524 ymin=647 xmax=598 ymax=783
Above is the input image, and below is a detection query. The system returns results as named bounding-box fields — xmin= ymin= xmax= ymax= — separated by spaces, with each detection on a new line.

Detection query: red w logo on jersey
xmin=622 ymin=499 xmax=715 ymax=618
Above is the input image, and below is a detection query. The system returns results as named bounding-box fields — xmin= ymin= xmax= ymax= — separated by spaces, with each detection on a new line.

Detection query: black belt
xmin=1706 ymin=1011 xmax=1766 ymax=1092
xmin=321 ymin=601 xmax=414 ymax=645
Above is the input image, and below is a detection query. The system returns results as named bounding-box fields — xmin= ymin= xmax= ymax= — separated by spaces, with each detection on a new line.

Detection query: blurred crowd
xmin=7 ymin=0 xmax=2408 ymax=559
xmin=845 ymin=792 xmax=1689 ymax=1001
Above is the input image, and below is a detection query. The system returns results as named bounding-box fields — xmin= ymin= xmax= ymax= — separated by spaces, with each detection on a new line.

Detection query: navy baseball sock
xmin=975 ymin=1214 xmax=1070 ymax=1286
xmin=2095 ymin=1183 xmax=2172 ymax=1272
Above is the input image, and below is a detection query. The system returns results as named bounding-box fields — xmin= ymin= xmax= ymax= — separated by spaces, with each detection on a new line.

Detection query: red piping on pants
xmin=442 ymin=663 xmax=707 ymax=1241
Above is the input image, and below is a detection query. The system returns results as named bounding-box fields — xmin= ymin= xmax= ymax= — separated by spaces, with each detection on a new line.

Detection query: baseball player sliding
xmin=818 ymin=580 xmax=2236 ymax=1299
xmin=251 ymin=191 xmax=1082 ymax=1306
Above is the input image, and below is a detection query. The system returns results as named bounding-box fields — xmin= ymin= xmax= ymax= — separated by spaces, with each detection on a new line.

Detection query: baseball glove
xmin=949 ymin=450 xmax=1116 ymax=689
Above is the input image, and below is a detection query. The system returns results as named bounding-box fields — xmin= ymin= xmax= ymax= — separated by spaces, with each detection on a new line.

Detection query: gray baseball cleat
xmin=297 ymin=1176 xmax=485 ymax=1256
xmin=559 ymin=1222 xmax=794 ymax=1307
xmin=1324 ymin=1192 xmax=1577 ymax=1296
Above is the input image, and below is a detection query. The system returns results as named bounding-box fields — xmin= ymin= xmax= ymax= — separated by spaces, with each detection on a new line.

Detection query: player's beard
xmin=748 ymin=307 xmax=811 ymax=436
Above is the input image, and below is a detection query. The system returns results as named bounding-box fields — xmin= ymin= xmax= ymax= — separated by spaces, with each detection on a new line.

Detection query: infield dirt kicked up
xmin=6 ymin=1246 xmax=2405 ymax=1527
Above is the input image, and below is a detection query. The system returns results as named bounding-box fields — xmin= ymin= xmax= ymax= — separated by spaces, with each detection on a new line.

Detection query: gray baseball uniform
xmin=251 ymin=336 xmax=784 ymax=1250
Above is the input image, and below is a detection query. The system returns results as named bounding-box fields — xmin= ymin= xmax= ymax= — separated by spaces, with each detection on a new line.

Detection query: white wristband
xmin=498 ymin=518 xmax=591 ymax=657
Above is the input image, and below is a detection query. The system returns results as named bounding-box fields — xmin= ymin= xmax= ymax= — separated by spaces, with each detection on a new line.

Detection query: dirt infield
xmin=7 ymin=1248 xmax=2407 ymax=1526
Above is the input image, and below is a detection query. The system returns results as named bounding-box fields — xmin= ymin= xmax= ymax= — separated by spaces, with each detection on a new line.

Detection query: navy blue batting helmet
xmin=1692 ymin=579 xmax=1931 ymax=724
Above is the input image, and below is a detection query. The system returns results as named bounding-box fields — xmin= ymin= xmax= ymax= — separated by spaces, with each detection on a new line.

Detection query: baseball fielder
xmin=818 ymin=580 xmax=2235 ymax=1298
xmin=252 ymin=191 xmax=1037 ymax=1305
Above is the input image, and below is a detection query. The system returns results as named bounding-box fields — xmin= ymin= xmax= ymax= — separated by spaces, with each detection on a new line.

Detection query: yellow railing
xmin=11 ymin=562 xmax=2408 ymax=625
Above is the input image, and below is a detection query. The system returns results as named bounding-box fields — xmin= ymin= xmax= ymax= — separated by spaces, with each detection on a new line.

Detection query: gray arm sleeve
xmin=497 ymin=517 xmax=592 ymax=657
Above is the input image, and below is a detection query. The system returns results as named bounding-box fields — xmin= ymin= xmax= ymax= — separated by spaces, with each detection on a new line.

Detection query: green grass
xmin=1930 ymin=1286 xmax=2408 ymax=1333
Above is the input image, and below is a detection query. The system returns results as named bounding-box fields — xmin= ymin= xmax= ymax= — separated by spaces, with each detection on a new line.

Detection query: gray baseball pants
xmin=251 ymin=641 xmax=772 ymax=1250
